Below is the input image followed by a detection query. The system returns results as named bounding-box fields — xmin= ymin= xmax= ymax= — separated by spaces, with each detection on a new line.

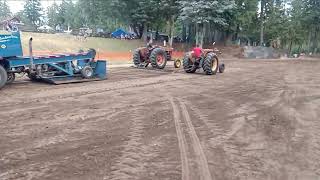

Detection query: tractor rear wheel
xmin=0 ymin=65 xmax=7 ymax=89
xmin=6 ymin=73 xmax=15 ymax=84
xmin=150 ymin=48 xmax=167 ymax=69
xmin=203 ymin=53 xmax=219 ymax=75
xmin=183 ymin=55 xmax=197 ymax=73
xmin=133 ymin=49 xmax=142 ymax=67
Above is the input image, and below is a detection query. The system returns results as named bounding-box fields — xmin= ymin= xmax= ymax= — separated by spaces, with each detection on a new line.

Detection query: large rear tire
xmin=133 ymin=49 xmax=142 ymax=66
xmin=183 ymin=55 xmax=197 ymax=73
xmin=203 ymin=53 xmax=219 ymax=75
xmin=0 ymin=65 xmax=7 ymax=89
xmin=150 ymin=48 xmax=167 ymax=69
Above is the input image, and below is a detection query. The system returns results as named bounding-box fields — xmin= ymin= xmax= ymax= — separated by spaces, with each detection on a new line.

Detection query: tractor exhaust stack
xmin=29 ymin=37 xmax=34 ymax=73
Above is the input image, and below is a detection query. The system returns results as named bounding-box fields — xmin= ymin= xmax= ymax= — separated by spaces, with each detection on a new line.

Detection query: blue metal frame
xmin=0 ymin=32 xmax=23 ymax=58
xmin=0 ymin=30 xmax=107 ymax=86
xmin=6 ymin=53 xmax=94 ymax=68
xmin=48 ymin=62 xmax=74 ymax=76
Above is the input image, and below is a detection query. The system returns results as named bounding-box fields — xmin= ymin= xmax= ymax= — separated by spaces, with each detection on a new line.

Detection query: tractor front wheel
xmin=174 ymin=59 xmax=182 ymax=68
xmin=219 ymin=64 xmax=225 ymax=73
xmin=0 ymin=65 xmax=7 ymax=89
xmin=81 ymin=66 xmax=94 ymax=79
xmin=150 ymin=48 xmax=167 ymax=69
xmin=203 ymin=53 xmax=219 ymax=75
xmin=6 ymin=73 xmax=15 ymax=84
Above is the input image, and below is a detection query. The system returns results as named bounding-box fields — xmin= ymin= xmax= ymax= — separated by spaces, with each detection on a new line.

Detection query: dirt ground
xmin=0 ymin=59 xmax=320 ymax=180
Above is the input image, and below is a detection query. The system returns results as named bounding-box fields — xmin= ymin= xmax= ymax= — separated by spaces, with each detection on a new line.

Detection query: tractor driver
xmin=193 ymin=44 xmax=203 ymax=63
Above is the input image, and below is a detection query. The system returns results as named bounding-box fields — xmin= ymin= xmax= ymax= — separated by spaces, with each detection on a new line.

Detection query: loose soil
xmin=0 ymin=59 xmax=320 ymax=180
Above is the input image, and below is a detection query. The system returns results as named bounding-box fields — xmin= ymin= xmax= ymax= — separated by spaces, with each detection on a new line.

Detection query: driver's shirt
xmin=193 ymin=47 xmax=202 ymax=58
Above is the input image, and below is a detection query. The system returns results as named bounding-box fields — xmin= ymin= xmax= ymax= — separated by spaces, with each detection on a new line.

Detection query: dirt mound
xmin=219 ymin=45 xmax=243 ymax=59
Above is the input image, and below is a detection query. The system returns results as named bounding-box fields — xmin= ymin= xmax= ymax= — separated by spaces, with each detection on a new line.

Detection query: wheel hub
xmin=211 ymin=58 xmax=218 ymax=71
xmin=86 ymin=69 xmax=93 ymax=77
xmin=157 ymin=55 xmax=165 ymax=66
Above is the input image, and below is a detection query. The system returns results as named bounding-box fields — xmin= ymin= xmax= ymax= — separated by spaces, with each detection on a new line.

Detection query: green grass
xmin=20 ymin=32 xmax=144 ymax=53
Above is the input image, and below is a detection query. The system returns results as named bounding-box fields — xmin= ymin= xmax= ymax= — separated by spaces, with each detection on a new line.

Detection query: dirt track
xmin=0 ymin=59 xmax=320 ymax=180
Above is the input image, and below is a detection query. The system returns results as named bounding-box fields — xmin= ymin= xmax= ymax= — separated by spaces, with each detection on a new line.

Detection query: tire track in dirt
xmin=185 ymin=101 xmax=227 ymax=146
xmin=168 ymin=96 xmax=212 ymax=180
xmin=0 ymin=109 xmax=126 ymax=169
xmin=178 ymin=100 xmax=213 ymax=180
xmin=104 ymin=107 xmax=153 ymax=180
xmin=184 ymin=101 xmax=241 ymax=179
xmin=182 ymin=90 xmax=289 ymax=179
xmin=282 ymin=67 xmax=320 ymax=177
xmin=0 ymin=74 xmax=192 ymax=106
xmin=169 ymin=97 xmax=190 ymax=180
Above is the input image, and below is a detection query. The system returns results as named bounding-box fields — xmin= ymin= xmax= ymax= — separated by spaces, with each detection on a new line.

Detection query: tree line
xmin=0 ymin=0 xmax=319 ymax=54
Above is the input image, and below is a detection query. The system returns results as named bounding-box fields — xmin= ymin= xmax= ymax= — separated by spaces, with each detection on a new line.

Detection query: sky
xmin=7 ymin=0 xmax=63 ymax=14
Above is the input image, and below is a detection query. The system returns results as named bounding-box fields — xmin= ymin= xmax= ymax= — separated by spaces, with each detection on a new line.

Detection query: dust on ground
xmin=0 ymin=59 xmax=320 ymax=180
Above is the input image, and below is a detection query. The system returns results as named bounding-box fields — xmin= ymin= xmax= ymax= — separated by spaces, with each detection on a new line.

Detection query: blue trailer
xmin=0 ymin=30 xmax=107 ymax=89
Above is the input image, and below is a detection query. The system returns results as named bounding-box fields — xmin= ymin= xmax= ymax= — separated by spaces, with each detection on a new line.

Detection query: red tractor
xmin=183 ymin=42 xmax=225 ymax=75
xmin=133 ymin=44 xmax=173 ymax=69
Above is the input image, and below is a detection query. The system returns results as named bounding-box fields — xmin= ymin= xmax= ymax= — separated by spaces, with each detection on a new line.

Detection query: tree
xmin=47 ymin=2 xmax=59 ymax=28
xmin=259 ymin=0 xmax=266 ymax=45
xmin=160 ymin=0 xmax=180 ymax=46
xmin=23 ymin=0 xmax=42 ymax=27
xmin=301 ymin=0 xmax=320 ymax=53
xmin=264 ymin=0 xmax=287 ymax=45
xmin=0 ymin=0 xmax=11 ymax=21
xmin=58 ymin=0 xmax=75 ymax=28
xmin=179 ymin=0 xmax=235 ymax=47
xmin=75 ymin=0 xmax=116 ymax=29
xmin=232 ymin=0 xmax=259 ymax=44
xmin=287 ymin=0 xmax=320 ymax=54
xmin=123 ymin=0 xmax=160 ymax=39
xmin=39 ymin=0 xmax=319 ymax=52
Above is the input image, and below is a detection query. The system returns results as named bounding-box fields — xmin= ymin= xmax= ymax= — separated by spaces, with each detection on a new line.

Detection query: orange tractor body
xmin=183 ymin=44 xmax=225 ymax=75
xmin=133 ymin=45 xmax=173 ymax=69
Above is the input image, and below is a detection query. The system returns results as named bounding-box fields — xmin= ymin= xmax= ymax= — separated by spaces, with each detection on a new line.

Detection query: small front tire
xmin=219 ymin=64 xmax=225 ymax=73
xmin=174 ymin=59 xmax=182 ymax=68
xmin=81 ymin=66 xmax=94 ymax=79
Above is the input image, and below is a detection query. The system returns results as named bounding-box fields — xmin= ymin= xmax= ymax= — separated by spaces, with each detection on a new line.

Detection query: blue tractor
xmin=0 ymin=26 xmax=107 ymax=89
